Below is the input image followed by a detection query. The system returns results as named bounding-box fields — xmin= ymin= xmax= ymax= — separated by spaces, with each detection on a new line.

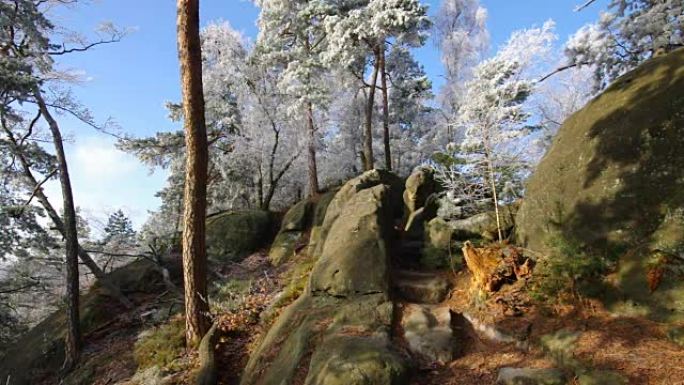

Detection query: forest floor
xmin=411 ymin=270 xmax=684 ymax=385
xmin=46 ymin=251 xmax=684 ymax=385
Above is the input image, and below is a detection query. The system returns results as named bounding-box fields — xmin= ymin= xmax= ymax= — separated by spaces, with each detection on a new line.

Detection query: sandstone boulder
xmin=516 ymin=49 xmax=684 ymax=322
xmin=401 ymin=304 xmax=458 ymax=364
xmin=241 ymin=171 xmax=407 ymax=385
xmin=206 ymin=210 xmax=274 ymax=263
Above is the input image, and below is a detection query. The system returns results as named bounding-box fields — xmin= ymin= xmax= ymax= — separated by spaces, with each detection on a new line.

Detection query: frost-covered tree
xmin=385 ymin=45 xmax=435 ymax=174
xmin=122 ymin=22 xmax=306 ymax=223
xmin=535 ymin=64 xmax=594 ymax=148
xmin=324 ymin=0 xmax=430 ymax=171
xmin=433 ymin=0 xmax=489 ymax=118
xmin=436 ymin=21 xmax=556 ymax=239
xmin=254 ymin=0 xmax=334 ymax=195
xmin=565 ymin=0 xmax=683 ymax=89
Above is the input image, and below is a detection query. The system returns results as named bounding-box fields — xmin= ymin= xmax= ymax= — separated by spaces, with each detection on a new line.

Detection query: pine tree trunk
xmin=177 ymin=0 xmax=210 ymax=347
xmin=363 ymin=47 xmax=381 ymax=171
xmin=307 ymin=101 xmax=319 ymax=196
xmin=34 ymin=91 xmax=80 ymax=371
xmin=380 ymin=46 xmax=391 ymax=171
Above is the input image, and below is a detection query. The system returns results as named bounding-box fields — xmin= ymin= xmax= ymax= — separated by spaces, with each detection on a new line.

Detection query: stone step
xmin=393 ymin=270 xmax=451 ymax=304
xmin=496 ymin=368 xmax=565 ymax=385
xmin=400 ymin=304 xmax=458 ymax=364
xmin=398 ymin=240 xmax=424 ymax=250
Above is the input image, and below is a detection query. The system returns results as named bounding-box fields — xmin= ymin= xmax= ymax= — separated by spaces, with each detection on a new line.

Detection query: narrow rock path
xmin=390 ymin=236 xmax=558 ymax=384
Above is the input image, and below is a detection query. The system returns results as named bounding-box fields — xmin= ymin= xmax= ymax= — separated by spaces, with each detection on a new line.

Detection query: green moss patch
xmin=134 ymin=316 xmax=186 ymax=371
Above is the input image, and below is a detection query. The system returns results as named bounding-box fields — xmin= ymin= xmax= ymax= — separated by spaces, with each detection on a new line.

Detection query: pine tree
xmin=565 ymin=0 xmax=683 ymax=89
xmin=177 ymin=0 xmax=210 ymax=347
xmin=323 ymin=0 xmax=430 ymax=171
xmin=103 ymin=209 xmax=136 ymax=245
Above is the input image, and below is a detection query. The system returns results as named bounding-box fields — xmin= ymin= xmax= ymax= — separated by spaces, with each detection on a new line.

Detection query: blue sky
xmin=46 ymin=0 xmax=608 ymax=232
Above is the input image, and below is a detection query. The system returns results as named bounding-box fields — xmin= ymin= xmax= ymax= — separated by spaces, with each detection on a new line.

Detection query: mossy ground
xmin=133 ymin=316 xmax=187 ymax=371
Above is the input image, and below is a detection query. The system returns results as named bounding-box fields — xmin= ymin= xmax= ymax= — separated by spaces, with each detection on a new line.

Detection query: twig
xmin=538 ymin=62 xmax=591 ymax=83
xmin=575 ymin=0 xmax=598 ymax=12
xmin=19 ymin=169 xmax=58 ymax=214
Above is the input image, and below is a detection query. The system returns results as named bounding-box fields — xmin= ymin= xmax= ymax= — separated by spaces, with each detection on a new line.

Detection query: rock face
xmin=400 ymin=304 xmax=458 ymax=364
xmin=403 ymin=167 xmax=439 ymax=236
xmin=206 ymin=210 xmax=274 ymax=263
xmin=269 ymin=200 xmax=312 ymax=266
xmin=393 ymin=270 xmax=451 ymax=304
xmin=516 ymin=49 xmax=684 ymax=322
xmin=403 ymin=167 xmax=437 ymax=214
xmin=0 ymin=260 xmax=176 ymax=385
xmin=240 ymin=170 xmax=408 ymax=385
xmin=449 ymin=204 xmax=518 ymax=241
xmin=421 ymin=217 xmax=455 ymax=269
xmin=310 ymin=184 xmax=392 ymax=297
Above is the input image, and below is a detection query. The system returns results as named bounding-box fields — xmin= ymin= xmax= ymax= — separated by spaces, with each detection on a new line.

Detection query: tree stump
xmin=461 ymin=241 xmax=533 ymax=292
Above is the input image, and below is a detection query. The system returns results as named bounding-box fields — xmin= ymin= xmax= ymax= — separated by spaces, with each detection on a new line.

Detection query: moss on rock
xmin=241 ymin=171 xmax=407 ymax=385
xmin=206 ymin=210 xmax=274 ymax=263
xmin=517 ymin=49 xmax=684 ymax=322
xmin=0 ymin=260 xmax=170 ymax=385
xmin=134 ymin=316 xmax=186 ymax=371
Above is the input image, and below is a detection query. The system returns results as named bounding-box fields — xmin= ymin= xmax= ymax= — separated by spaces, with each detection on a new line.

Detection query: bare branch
xmin=538 ymin=62 xmax=591 ymax=83
xmin=48 ymin=31 xmax=125 ymax=56
xmin=19 ymin=168 xmax=58 ymax=214
xmin=575 ymin=0 xmax=598 ymax=12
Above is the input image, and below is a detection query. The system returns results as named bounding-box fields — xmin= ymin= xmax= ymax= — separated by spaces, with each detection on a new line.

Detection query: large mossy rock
xmin=403 ymin=167 xmax=437 ymax=214
xmin=0 ymin=260 xmax=171 ymax=385
xmin=269 ymin=200 xmax=312 ymax=266
xmin=516 ymin=49 xmax=684 ymax=322
xmin=270 ymin=190 xmax=338 ymax=266
xmin=450 ymin=204 xmax=518 ymax=241
xmin=421 ymin=217 xmax=454 ymax=269
xmin=241 ymin=170 xmax=408 ymax=385
xmin=309 ymin=184 xmax=392 ymax=297
xmin=206 ymin=210 xmax=274 ymax=263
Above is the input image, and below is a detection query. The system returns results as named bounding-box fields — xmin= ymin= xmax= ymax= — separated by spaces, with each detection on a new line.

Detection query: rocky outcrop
xmin=206 ymin=210 xmax=274 ymax=263
xmin=0 ymin=259 xmax=178 ymax=385
xmin=400 ymin=304 xmax=458 ymax=364
xmin=421 ymin=217 xmax=455 ymax=269
xmin=403 ymin=167 xmax=437 ymax=215
xmin=393 ymin=270 xmax=451 ymax=304
xmin=403 ymin=168 xmax=439 ymax=237
xmin=269 ymin=200 xmax=312 ymax=266
xmin=449 ymin=204 xmax=518 ymax=241
xmin=240 ymin=170 xmax=407 ymax=385
xmin=516 ymin=49 xmax=684 ymax=322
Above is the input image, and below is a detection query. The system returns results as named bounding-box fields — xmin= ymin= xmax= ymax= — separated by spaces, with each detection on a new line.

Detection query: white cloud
xmin=43 ymin=135 xmax=167 ymax=235
xmin=72 ymin=136 xmax=138 ymax=179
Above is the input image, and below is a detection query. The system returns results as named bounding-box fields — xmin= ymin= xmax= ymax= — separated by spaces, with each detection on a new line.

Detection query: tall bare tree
xmin=177 ymin=0 xmax=210 ymax=346
xmin=363 ymin=48 xmax=380 ymax=171
xmin=306 ymin=100 xmax=319 ymax=196
xmin=379 ymin=46 xmax=391 ymax=171
xmin=34 ymin=91 xmax=81 ymax=371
